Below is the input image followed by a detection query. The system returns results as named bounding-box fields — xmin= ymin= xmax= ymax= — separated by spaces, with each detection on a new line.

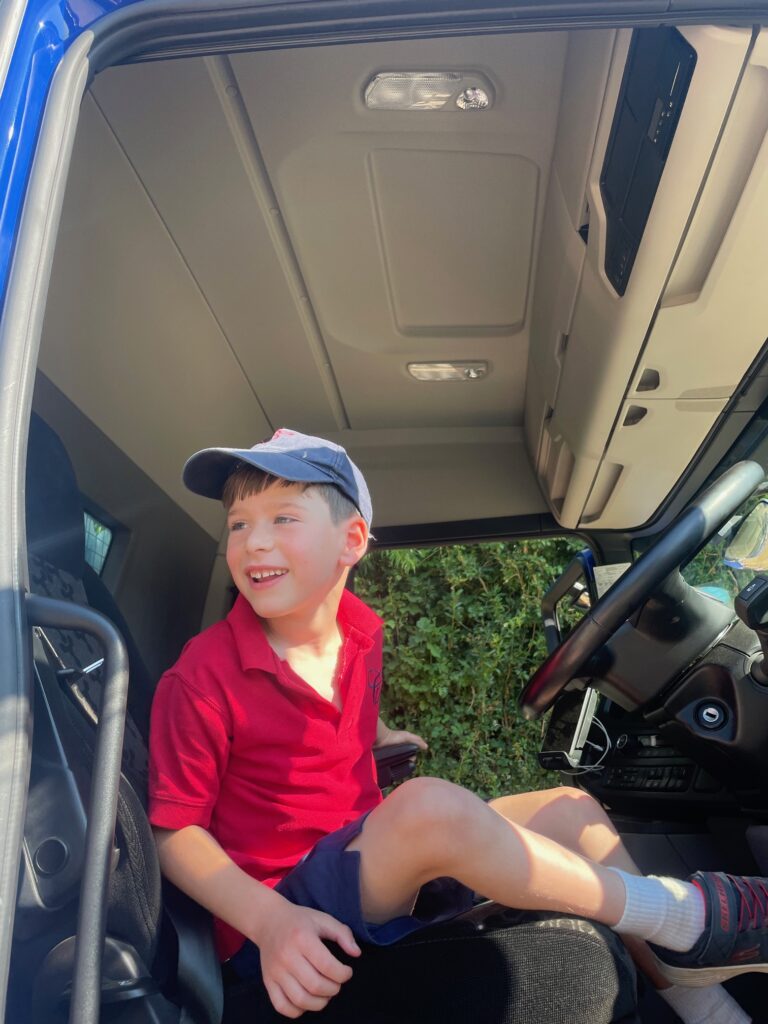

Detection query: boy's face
xmin=225 ymin=482 xmax=367 ymax=622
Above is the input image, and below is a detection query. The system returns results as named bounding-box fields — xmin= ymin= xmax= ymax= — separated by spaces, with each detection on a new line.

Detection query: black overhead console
xmin=600 ymin=27 xmax=696 ymax=296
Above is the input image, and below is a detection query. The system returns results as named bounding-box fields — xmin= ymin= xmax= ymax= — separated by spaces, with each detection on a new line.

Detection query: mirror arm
xmin=540 ymin=549 xmax=597 ymax=655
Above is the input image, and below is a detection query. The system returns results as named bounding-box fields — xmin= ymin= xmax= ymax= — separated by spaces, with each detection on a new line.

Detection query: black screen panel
xmin=600 ymin=28 xmax=696 ymax=295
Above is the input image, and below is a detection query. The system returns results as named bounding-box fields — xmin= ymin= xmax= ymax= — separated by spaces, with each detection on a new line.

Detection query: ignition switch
xmin=696 ymin=703 xmax=726 ymax=730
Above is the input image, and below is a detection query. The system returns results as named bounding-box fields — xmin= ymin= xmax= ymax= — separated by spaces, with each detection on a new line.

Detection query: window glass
xmin=83 ymin=511 xmax=113 ymax=575
xmin=681 ymin=493 xmax=766 ymax=607
xmin=355 ymin=537 xmax=583 ymax=798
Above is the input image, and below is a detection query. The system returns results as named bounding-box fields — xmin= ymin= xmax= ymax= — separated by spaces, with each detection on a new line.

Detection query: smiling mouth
xmin=249 ymin=569 xmax=288 ymax=585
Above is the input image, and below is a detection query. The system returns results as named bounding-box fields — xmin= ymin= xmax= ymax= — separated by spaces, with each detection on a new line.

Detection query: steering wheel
xmin=519 ymin=460 xmax=766 ymax=721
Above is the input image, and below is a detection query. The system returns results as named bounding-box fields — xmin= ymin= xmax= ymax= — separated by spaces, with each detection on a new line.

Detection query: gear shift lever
xmin=734 ymin=575 xmax=768 ymax=685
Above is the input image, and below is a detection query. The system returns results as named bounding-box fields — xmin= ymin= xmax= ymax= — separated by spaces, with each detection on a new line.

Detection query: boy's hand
xmin=373 ymin=725 xmax=429 ymax=752
xmin=253 ymin=899 xmax=361 ymax=1018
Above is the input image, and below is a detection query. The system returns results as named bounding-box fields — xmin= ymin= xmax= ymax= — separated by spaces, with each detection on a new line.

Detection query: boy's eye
xmin=228 ymin=520 xmax=248 ymax=532
xmin=275 ymin=515 xmax=296 ymax=524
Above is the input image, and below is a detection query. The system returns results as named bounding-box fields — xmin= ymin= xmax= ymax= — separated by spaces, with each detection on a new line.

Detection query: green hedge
xmin=355 ymin=537 xmax=583 ymax=800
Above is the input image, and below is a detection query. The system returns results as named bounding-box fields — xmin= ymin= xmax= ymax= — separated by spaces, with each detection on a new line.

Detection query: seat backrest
xmin=19 ymin=412 xmax=222 ymax=1023
xmin=26 ymin=413 xmax=154 ymax=738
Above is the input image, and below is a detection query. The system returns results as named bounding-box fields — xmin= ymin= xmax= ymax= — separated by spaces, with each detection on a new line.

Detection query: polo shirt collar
xmin=338 ymin=587 xmax=383 ymax=639
xmin=227 ymin=588 xmax=382 ymax=674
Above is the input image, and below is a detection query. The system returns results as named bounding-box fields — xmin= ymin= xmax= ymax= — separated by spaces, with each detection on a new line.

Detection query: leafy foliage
xmin=355 ymin=537 xmax=583 ymax=800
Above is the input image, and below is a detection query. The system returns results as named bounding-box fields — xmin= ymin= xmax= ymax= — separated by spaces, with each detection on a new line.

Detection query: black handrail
xmin=26 ymin=594 xmax=129 ymax=1024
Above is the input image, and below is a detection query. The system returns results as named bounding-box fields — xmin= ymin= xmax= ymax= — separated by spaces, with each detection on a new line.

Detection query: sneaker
xmin=652 ymin=871 xmax=768 ymax=987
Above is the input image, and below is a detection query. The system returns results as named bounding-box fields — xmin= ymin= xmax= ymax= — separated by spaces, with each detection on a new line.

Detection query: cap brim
xmin=183 ymin=447 xmax=343 ymax=500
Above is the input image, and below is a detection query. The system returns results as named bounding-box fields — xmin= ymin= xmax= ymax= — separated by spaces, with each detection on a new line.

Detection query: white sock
xmin=610 ymin=869 xmax=706 ymax=951
xmin=659 ymin=983 xmax=751 ymax=1024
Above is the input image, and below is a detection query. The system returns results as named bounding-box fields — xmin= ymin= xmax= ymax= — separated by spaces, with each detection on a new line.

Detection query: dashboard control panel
xmin=599 ymin=763 xmax=691 ymax=792
xmin=540 ymin=694 xmax=729 ymax=807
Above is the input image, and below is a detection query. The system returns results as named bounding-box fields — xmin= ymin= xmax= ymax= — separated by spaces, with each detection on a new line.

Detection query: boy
xmin=149 ymin=429 xmax=765 ymax=1023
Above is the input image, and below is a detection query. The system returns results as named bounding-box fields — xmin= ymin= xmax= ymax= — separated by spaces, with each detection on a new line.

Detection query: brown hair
xmin=221 ymin=464 xmax=360 ymax=525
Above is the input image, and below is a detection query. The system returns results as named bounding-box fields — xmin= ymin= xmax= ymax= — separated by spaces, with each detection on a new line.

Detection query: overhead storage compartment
xmin=526 ymin=24 xmax=766 ymax=530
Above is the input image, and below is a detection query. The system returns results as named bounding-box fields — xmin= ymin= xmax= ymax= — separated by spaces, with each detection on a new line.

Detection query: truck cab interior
xmin=6 ymin=2 xmax=768 ymax=1022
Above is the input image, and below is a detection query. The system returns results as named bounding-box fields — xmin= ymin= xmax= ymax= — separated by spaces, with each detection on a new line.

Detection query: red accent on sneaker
xmin=729 ymin=944 xmax=760 ymax=963
xmin=727 ymin=874 xmax=768 ymax=933
xmin=714 ymin=875 xmax=730 ymax=931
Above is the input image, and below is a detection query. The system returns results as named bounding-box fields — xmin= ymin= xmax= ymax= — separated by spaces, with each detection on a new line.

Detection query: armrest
xmin=373 ymin=742 xmax=421 ymax=789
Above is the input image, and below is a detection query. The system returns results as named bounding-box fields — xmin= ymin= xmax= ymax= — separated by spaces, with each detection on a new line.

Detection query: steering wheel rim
xmin=519 ymin=460 xmax=766 ymax=721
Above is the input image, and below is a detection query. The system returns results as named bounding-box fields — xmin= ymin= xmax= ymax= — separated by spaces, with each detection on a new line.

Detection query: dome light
xmin=407 ymin=362 xmax=489 ymax=382
xmin=364 ymin=72 xmax=493 ymax=112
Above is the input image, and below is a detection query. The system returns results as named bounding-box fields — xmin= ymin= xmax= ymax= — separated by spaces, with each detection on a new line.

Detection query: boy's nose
xmin=244 ymin=525 xmax=274 ymax=552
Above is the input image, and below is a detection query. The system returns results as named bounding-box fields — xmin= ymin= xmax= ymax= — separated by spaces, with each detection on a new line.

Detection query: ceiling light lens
xmin=408 ymin=362 xmax=489 ymax=382
xmin=364 ymin=72 xmax=492 ymax=111
xmin=365 ymin=72 xmax=461 ymax=111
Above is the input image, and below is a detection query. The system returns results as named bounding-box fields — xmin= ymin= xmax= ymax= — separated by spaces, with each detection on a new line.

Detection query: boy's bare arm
xmin=153 ymin=826 xmax=361 ymax=1019
xmin=374 ymin=716 xmax=429 ymax=751
xmin=153 ymin=824 xmax=285 ymax=940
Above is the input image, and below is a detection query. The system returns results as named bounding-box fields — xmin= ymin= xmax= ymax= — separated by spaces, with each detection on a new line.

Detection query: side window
xmin=83 ymin=510 xmax=113 ymax=575
xmin=355 ymin=537 xmax=583 ymax=798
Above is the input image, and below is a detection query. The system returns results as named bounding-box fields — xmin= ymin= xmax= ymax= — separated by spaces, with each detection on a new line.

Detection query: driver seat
xmin=18 ymin=411 xmax=640 ymax=1024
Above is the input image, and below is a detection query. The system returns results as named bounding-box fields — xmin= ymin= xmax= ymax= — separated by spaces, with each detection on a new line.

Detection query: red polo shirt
xmin=148 ymin=589 xmax=384 ymax=959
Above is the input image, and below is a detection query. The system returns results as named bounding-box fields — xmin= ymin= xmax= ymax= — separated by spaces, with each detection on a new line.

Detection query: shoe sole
xmin=652 ymin=952 xmax=768 ymax=988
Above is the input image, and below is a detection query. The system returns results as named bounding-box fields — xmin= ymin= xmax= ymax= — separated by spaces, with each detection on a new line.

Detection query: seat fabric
xmin=29 ymin=552 xmax=150 ymax=796
xmin=26 ymin=412 xmax=155 ymax=739
xmin=223 ymin=913 xmax=639 ymax=1024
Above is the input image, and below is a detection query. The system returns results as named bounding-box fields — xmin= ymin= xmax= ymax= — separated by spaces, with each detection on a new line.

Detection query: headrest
xmin=26 ymin=413 xmax=86 ymax=579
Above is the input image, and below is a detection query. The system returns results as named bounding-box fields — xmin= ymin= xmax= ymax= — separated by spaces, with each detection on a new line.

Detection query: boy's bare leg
xmin=445 ymin=787 xmax=749 ymax=1019
xmin=485 ymin=787 xmax=669 ymax=987
xmin=344 ymin=780 xmax=752 ymax=1023
xmin=344 ymin=777 xmax=628 ymax=927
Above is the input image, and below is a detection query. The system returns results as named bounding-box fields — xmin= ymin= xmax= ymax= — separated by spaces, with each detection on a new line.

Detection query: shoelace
xmin=727 ymin=874 xmax=768 ymax=932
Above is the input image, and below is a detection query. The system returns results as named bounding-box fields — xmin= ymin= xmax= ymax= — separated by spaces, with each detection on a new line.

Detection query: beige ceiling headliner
xmin=37 ymin=32 xmax=572 ymax=536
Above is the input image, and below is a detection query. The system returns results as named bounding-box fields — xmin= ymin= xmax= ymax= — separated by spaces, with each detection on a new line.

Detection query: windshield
xmin=681 ymin=492 xmax=768 ymax=607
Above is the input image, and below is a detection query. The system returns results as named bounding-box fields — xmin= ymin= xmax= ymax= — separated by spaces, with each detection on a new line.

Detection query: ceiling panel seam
xmin=88 ymin=89 xmax=275 ymax=432
xmin=204 ymin=54 xmax=350 ymax=431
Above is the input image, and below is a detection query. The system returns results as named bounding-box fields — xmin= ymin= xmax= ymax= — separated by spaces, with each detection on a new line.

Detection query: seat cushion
xmin=222 ymin=912 xmax=638 ymax=1024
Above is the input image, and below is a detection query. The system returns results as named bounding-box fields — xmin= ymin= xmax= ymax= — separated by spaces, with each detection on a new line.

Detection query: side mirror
xmin=540 ymin=550 xmax=598 ymax=654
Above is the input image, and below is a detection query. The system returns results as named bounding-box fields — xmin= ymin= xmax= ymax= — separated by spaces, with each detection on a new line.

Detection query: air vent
xmin=623 ymin=405 xmax=648 ymax=427
xmin=636 ymin=368 xmax=660 ymax=392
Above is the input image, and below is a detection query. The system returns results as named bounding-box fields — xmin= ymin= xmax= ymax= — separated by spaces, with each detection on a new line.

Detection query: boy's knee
xmin=560 ymin=786 xmax=610 ymax=827
xmin=386 ymin=776 xmax=476 ymax=838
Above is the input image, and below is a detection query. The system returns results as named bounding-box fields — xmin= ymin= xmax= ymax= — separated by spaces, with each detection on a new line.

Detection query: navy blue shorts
xmin=230 ymin=809 xmax=476 ymax=980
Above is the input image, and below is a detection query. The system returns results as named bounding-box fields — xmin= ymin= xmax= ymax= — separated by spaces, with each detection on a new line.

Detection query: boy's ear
xmin=339 ymin=516 xmax=369 ymax=568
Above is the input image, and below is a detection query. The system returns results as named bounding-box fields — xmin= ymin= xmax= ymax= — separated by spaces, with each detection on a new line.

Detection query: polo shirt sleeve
xmin=148 ymin=670 xmax=231 ymax=831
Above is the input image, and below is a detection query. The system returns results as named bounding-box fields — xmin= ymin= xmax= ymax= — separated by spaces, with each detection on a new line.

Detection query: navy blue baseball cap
xmin=183 ymin=428 xmax=373 ymax=527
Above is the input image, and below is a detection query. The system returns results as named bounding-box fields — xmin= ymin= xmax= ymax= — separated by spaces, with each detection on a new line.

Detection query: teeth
xmin=251 ymin=569 xmax=287 ymax=581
